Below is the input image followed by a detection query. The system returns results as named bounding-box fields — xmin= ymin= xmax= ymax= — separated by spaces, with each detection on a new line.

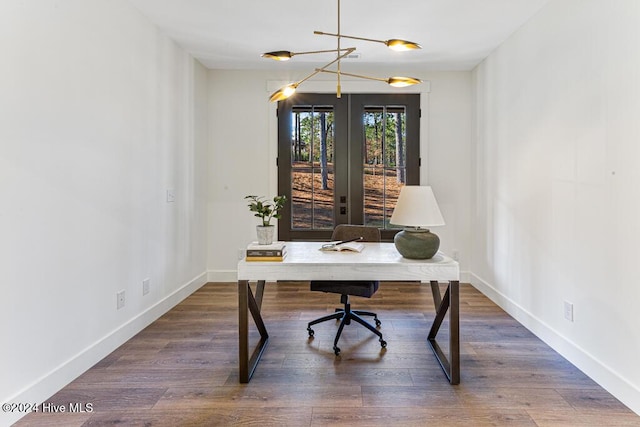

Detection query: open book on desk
xmin=320 ymin=241 xmax=364 ymax=252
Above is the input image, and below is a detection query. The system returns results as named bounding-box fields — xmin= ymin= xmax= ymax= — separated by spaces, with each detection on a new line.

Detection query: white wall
xmin=206 ymin=69 xmax=471 ymax=279
xmin=0 ymin=1 xmax=208 ymax=424
xmin=472 ymin=0 xmax=640 ymax=414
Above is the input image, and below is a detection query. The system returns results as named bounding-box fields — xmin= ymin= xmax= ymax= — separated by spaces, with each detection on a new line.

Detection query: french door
xmin=277 ymin=93 xmax=420 ymax=241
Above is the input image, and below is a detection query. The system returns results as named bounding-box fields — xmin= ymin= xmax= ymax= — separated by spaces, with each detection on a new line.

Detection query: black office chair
xmin=307 ymin=224 xmax=387 ymax=355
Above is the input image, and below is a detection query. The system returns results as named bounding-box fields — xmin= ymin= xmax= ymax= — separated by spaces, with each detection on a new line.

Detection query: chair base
xmin=307 ymin=295 xmax=386 ymax=355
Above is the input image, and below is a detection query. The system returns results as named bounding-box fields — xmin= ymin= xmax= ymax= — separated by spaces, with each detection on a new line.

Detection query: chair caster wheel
xmin=375 ymin=318 xmax=381 ymax=327
xmin=380 ymin=339 xmax=387 ymax=348
xmin=333 ymin=346 xmax=341 ymax=356
xmin=307 ymin=327 xmax=314 ymax=337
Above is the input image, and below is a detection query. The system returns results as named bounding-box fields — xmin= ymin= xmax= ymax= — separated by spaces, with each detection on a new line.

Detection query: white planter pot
xmin=256 ymin=225 xmax=275 ymax=245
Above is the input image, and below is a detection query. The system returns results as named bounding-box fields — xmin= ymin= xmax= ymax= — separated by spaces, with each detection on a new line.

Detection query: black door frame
xmin=277 ymin=93 xmax=420 ymax=241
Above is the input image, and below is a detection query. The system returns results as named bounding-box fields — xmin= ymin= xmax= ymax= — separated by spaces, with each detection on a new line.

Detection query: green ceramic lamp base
xmin=393 ymin=228 xmax=440 ymax=259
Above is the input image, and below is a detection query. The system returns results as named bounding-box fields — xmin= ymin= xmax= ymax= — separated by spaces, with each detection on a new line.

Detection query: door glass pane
xmin=363 ymin=106 xmax=406 ymax=229
xmin=290 ymin=106 xmax=334 ymax=230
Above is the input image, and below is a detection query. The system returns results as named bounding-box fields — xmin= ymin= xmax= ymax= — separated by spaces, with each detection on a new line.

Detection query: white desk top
xmin=237 ymin=241 xmax=459 ymax=282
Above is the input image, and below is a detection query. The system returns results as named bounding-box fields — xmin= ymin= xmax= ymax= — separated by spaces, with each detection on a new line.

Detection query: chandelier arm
xmin=294 ymin=48 xmax=354 ymax=56
xmin=262 ymin=48 xmax=355 ymax=61
xmin=314 ymin=31 xmax=387 ymax=46
xmin=316 ymin=70 xmax=421 ymax=87
xmin=314 ymin=31 xmax=421 ymax=50
xmin=316 ymin=69 xmax=387 ymax=83
xmin=268 ymin=46 xmax=357 ymax=102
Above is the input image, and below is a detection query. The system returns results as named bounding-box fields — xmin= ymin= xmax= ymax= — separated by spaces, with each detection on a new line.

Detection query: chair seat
xmin=310 ymin=280 xmax=379 ymax=298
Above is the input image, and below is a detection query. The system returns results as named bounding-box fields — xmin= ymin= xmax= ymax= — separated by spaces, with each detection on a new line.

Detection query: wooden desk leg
xmin=255 ymin=280 xmax=265 ymax=310
xmin=238 ymin=280 xmax=269 ymax=383
xmin=430 ymin=280 xmax=441 ymax=308
xmin=428 ymin=280 xmax=460 ymax=384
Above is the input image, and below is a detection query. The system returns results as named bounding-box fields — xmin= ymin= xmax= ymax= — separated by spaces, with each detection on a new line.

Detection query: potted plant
xmin=245 ymin=195 xmax=287 ymax=245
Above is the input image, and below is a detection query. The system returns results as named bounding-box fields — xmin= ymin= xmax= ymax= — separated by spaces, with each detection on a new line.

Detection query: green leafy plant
xmin=245 ymin=195 xmax=287 ymax=226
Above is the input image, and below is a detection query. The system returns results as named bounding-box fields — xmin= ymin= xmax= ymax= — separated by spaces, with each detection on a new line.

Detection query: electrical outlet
xmin=117 ymin=290 xmax=125 ymax=310
xmin=452 ymin=250 xmax=459 ymax=261
xmin=166 ymin=189 xmax=175 ymax=203
xmin=142 ymin=278 xmax=150 ymax=296
xmin=563 ymin=301 xmax=574 ymax=322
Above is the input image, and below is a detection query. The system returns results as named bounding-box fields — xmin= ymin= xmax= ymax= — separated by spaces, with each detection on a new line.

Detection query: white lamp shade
xmin=390 ymin=185 xmax=445 ymax=227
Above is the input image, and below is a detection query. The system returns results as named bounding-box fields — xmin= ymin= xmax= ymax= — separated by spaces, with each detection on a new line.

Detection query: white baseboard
xmin=469 ymin=272 xmax=640 ymax=416
xmin=3 ymin=271 xmax=208 ymax=426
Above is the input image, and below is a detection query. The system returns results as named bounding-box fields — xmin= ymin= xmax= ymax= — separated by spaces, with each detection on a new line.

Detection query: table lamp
xmin=390 ymin=185 xmax=445 ymax=259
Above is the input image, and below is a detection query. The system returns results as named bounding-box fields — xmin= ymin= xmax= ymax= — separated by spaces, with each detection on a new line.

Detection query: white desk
xmin=237 ymin=241 xmax=460 ymax=384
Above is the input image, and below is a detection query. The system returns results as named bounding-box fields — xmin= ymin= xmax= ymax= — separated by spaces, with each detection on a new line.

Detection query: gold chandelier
xmin=263 ymin=0 xmax=422 ymax=102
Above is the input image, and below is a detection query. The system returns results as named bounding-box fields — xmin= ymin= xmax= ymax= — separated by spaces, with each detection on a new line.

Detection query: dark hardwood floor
xmin=15 ymin=282 xmax=639 ymax=426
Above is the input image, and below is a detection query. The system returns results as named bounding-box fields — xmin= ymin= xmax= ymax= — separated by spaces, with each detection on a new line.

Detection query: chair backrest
xmin=331 ymin=224 xmax=381 ymax=243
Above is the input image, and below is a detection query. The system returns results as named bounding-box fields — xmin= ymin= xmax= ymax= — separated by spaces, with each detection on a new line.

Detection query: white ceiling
xmin=128 ymin=0 xmax=550 ymax=71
